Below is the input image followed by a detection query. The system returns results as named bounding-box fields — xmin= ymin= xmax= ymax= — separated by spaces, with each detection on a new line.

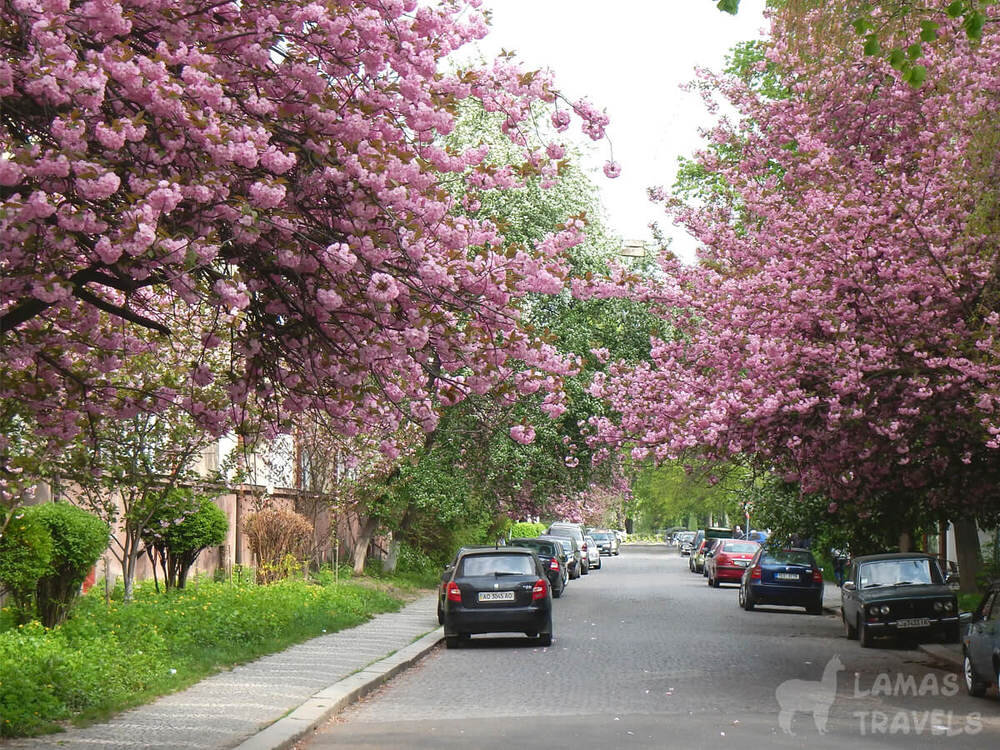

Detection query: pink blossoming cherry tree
xmin=0 ymin=0 xmax=614 ymax=495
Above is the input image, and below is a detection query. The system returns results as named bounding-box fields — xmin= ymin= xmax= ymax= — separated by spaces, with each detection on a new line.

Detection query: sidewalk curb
xmin=232 ymin=626 xmax=443 ymax=750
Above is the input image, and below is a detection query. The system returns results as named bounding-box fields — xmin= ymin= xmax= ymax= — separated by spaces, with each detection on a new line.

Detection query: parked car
xmin=705 ymin=539 xmax=760 ymax=587
xmin=583 ymin=534 xmax=602 ymax=570
xmin=962 ymin=579 xmax=1000 ymax=699
xmin=509 ymin=537 xmax=566 ymax=597
xmin=541 ymin=533 xmax=582 ymax=580
xmin=677 ymin=531 xmax=696 ymax=556
xmin=440 ymin=547 xmax=553 ymax=648
xmin=841 ymin=553 xmax=960 ymax=648
xmin=546 ymin=522 xmax=590 ymax=575
xmin=739 ymin=547 xmax=824 ymax=615
xmin=690 ymin=537 xmax=720 ymax=574
xmin=688 ymin=530 xmax=705 ymax=564
xmin=589 ymin=530 xmax=619 ymax=556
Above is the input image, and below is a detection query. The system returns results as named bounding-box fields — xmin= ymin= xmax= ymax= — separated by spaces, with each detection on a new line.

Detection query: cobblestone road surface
xmin=301 ymin=545 xmax=1000 ymax=750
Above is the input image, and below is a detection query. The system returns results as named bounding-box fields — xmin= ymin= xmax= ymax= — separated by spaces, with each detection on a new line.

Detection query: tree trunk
xmin=383 ymin=534 xmax=400 ymax=574
xmin=938 ymin=518 xmax=948 ymax=565
xmin=954 ymin=518 xmax=982 ymax=595
xmin=898 ymin=530 xmax=912 ymax=553
xmin=352 ymin=516 xmax=379 ymax=575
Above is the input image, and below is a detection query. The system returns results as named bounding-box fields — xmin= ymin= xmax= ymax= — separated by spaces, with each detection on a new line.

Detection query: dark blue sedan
xmin=739 ymin=547 xmax=824 ymax=615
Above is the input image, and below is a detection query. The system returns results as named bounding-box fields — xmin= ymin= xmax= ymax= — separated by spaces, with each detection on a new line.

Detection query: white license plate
xmin=775 ymin=573 xmax=800 ymax=581
xmin=896 ymin=617 xmax=931 ymax=629
xmin=478 ymin=591 xmax=515 ymax=602
xmin=735 ymin=560 xmax=750 ymax=567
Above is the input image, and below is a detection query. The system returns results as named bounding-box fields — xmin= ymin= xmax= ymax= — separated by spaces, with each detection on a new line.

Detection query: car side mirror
xmin=959 ymin=611 xmax=974 ymax=624
xmin=842 ymin=581 xmax=856 ymax=591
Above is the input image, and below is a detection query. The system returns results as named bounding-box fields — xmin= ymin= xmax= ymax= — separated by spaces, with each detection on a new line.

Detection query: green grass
xmin=958 ymin=592 xmax=982 ymax=613
xmin=0 ymin=573 xmax=405 ymax=737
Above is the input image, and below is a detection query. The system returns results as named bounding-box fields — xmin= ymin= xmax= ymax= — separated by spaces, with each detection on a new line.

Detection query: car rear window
xmin=762 ymin=550 xmax=815 ymax=566
xmin=515 ymin=541 xmax=555 ymax=556
xmin=722 ymin=542 xmax=759 ymax=554
xmin=459 ymin=554 xmax=535 ymax=577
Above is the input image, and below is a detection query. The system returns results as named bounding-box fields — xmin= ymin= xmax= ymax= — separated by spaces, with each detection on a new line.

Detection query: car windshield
xmin=591 ymin=533 xmax=609 ymax=541
xmin=762 ymin=550 xmax=815 ymax=566
xmin=722 ymin=542 xmax=759 ymax=554
xmin=459 ymin=554 xmax=535 ymax=577
xmin=859 ymin=559 xmax=939 ymax=589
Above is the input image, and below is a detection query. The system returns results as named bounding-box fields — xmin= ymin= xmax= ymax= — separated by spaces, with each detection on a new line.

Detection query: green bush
xmin=143 ymin=491 xmax=228 ymax=589
xmin=31 ymin=503 xmax=109 ymax=628
xmin=0 ymin=576 xmax=401 ymax=737
xmin=508 ymin=521 xmax=547 ymax=538
xmin=0 ymin=507 xmax=53 ymax=620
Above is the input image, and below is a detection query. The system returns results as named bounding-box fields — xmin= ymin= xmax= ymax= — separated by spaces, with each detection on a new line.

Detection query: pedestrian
xmin=733 ymin=524 xmax=743 ymax=539
xmin=831 ymin=547 xmax=848 ymax=587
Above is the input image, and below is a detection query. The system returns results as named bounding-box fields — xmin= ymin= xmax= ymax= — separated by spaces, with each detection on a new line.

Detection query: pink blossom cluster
xmin=590 ymin=5 xmax=1000 ymax=513
xmin=0 ymin=0 xmax=616 ymax=480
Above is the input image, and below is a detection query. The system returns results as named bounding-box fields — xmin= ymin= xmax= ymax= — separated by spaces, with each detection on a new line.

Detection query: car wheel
xmin=436 ymin=603 xmax=444 ymax=626
xmin=843 ymin=611 xmax=858 ymax=640
xmin=711 ymin=573 xmax=721 ymax=588
xmin=859 ymin=616 xmax=874 ymax=648
xmin=807 ymin=597 xmax=823 ymax=615
xmin=537 ymin=630 xmax=553 ymax=647
xmin=689 ymin=558 xmax=694 ymax=572
xmin=445 ymin=635 xmax=461 ymax=649
xmin=553 ymin=585 xmax=562 ymax=599
xmin=741 ymin=586 xmax=755 ymax=611
xmin=963 ymin=652 xmax=988 ymax=697
xmin=594 ymin=557 xmax=602 ymax=570
xmin=581 ymin=562 xmax=589 ymax=575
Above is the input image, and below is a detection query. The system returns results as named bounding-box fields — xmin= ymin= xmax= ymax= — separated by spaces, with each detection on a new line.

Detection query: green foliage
xmin=508 ymin=521 xmax=547 ymax=538
xmin=30 ymin=503 xmax=108 ymax=628
xmin=633 ymin=461 xmax=743 ymax=533
xmin=0 ymin=507 xmax=53 ymax=619
xmin=143 ymin=491 xmax=228 ymax=589
xmin=0 ymin=576 xmax=401 ymax=737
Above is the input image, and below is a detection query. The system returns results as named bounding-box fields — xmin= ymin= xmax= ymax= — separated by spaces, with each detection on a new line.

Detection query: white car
xmin=584 ymin=535 xmax=602 ymax=570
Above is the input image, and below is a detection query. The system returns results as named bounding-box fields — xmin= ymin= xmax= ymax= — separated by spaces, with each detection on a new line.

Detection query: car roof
xmin=458 ymin=547 xmax=534 ymax=558
xmin=852 ymin=552 xmax=940 ymax=563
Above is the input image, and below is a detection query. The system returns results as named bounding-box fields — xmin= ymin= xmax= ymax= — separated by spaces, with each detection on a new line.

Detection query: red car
xmin=706 ymin=539 xmax=761 ymax=587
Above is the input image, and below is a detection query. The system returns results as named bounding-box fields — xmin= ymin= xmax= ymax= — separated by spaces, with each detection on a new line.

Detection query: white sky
xmin=472 ymin=0 xmax=768 ymax=261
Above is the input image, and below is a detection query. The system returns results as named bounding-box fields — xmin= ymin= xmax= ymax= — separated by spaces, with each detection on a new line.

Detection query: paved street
xmin=300 ymin=545 xmax=999 ymax=750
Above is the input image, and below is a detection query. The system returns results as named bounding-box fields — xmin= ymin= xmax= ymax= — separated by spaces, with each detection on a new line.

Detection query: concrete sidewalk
xmin=10 ymin=595 xmax=441 ymax=750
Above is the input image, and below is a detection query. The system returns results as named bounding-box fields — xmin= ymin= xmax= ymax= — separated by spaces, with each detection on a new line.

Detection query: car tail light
xmin=446 ymin=581 xmax=461 ymax=602
xmin=750 ymin=566 xmax=762 ymax=580
xmin=715 ymin=553 xmax=730 ymax=566
xmin=549 ymin=557 xmax=560 ymax=571
xmin=812 ymin=567 xmax=823 ymax=583
xmin=532 ymin=578 xmax=548 ymax=600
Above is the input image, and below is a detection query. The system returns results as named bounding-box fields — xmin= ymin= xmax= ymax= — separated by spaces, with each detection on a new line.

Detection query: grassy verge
xmin=0 ymin=573 xmax=407 ymax=737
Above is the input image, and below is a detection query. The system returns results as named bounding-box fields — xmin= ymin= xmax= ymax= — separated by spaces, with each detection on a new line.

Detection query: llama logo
xmin=774 ymin=655 xmax=844 ymax=735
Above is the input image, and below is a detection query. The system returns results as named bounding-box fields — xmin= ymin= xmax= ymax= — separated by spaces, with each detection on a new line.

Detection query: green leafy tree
xmin=31 ymin=503 xmax=108 ymax=627
xmin=0 ymin=506 xmax=53 ymax=622
xmin=142 ymin=491 xmax=228 ymax=590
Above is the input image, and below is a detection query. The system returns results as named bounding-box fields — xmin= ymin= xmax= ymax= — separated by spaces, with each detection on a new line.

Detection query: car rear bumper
xmin=445 ymin=604 xmax=550 ymax=635
xmin=715 ymin=566 xmax=750 ymax=581
xmin=749 ymin=582 xmax=822 ymax=604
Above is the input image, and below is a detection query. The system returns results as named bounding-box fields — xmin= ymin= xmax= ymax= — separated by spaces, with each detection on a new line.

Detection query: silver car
xmin=584 ymin=535 xmax=602 ymax=570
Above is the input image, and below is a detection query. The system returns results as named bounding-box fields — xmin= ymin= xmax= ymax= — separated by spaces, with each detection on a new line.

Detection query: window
xmin=858 ymin=559 xmax=939 ymax=589
xmin=459 ymin=554 xmax=535 ymax=577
